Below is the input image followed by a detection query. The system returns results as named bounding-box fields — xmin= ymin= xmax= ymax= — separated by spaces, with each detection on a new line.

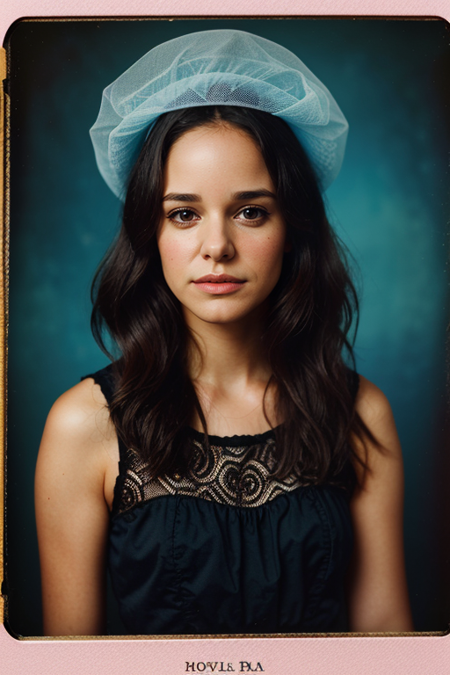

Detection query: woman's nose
xmin=200 ymin=220 xmax=235 ymax=261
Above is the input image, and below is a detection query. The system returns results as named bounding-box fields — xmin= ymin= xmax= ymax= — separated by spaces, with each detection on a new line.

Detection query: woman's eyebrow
xmin=233 ymin=189 xmax=277 ymax=200
xmin=162 ymin=193 xmax=201 ymax=202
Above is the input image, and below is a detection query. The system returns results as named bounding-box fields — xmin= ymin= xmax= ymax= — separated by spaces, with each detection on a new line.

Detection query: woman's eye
xmin=237 ymin=207 xmax=268 ymax=221
xmin=169 ymin=209 xmax=198 ymax=224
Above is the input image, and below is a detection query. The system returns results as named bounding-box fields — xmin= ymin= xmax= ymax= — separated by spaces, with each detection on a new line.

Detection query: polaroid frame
xmin=1 ymin=1 xmax=450 ymax=673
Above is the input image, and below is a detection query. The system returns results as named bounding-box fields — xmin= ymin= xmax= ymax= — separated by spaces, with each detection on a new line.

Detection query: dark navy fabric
xmin=84 ymin=365 xmax=355 ymax=635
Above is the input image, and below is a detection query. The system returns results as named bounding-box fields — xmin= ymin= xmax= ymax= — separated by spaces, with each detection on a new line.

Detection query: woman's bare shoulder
xmin=354 ymin=374 xmax=393 ymax=425
xmin=37 ymin=377 xmax=116 ymax=482
xmin=44 ymin=377 xmax=112 ymax=441
xmin=352 ymin=373 xmax=403 ymax=473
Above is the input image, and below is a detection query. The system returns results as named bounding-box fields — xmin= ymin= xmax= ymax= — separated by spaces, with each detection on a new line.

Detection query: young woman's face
xmin=157 ymin=122 xmax=288 ymax=329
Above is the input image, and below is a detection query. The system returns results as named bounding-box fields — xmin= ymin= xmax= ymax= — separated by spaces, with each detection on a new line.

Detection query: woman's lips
xmin=193 ymin=274 xmax=246 ymax=295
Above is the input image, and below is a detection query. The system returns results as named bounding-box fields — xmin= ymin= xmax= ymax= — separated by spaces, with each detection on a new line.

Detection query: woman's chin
xmin=182 ymin=304 xmax=266 ymax=330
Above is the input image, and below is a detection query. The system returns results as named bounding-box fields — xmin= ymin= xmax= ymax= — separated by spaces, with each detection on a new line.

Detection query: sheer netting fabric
xmin=90 ymin=29 xmax=348 ymax=199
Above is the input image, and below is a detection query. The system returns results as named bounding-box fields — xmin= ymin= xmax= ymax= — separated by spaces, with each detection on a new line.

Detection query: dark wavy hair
xmin=91 ymin=105 xmax=370 ymax=487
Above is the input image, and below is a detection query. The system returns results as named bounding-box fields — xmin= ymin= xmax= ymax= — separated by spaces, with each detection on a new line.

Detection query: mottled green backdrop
xmin=5 ymin=17 xmax=450 ymax=635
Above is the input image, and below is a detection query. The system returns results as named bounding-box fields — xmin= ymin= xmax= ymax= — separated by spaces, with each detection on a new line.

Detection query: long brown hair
xmin=92 ymin=106 xmax=368 ymax=487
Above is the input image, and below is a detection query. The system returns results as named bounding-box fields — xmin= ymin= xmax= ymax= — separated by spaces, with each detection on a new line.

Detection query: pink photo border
xmin=1 ymin=1 xmax=449 ymax=674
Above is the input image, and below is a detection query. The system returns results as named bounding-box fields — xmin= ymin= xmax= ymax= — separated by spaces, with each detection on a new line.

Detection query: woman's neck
xmin=186 ymin=314 xmax=278 ymax=436
xmin=188 ymin=317 xmax=270 ymax=388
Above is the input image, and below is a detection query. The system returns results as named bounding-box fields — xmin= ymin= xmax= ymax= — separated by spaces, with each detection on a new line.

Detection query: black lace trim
xmin=112 ymin=433 xmax=307 ymax=516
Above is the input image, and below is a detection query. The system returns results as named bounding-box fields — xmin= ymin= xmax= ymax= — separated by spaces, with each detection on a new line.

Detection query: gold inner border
xmin=17 ymin=630 xmax=446 ymax=641
xmin=1 ymin=16 xmax=449 ymax=642
xmin=0 ymin=44 xmax=7 ymax=627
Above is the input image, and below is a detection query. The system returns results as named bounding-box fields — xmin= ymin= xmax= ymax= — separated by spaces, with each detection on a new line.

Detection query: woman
xmin=35 ymin=29 xmax=413 ymax=636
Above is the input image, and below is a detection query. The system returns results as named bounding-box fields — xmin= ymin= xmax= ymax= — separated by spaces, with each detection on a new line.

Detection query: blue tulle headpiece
xmin=90 ymin=29 xmax=349 ymax=200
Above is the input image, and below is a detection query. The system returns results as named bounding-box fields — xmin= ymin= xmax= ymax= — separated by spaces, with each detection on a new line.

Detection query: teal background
xmin=5 ymin=18 xmax=450 ymax=635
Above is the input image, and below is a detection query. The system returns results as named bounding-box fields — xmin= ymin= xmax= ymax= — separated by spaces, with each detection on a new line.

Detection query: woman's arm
xmin=35 ymin=379 xmax=114 ymax=636
xmin=347 ymin=375 xmax=414 ymax=632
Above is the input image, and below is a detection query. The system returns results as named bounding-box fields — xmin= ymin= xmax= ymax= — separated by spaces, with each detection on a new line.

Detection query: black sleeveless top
xmin=83 ymin=365 xmax=357 ymax=635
